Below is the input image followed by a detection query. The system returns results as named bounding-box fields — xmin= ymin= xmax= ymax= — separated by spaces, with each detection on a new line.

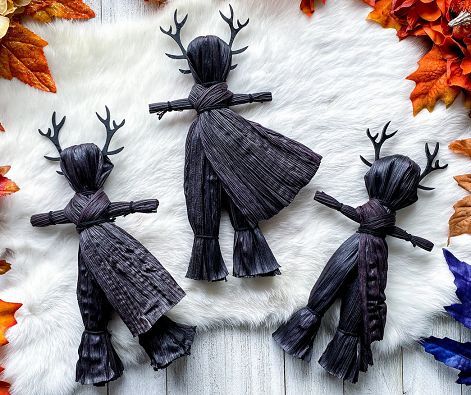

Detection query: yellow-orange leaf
xmin=407 ymin=46 xmax=460 ymax=115
xmin=0 ymin=166 xmax=19 ymax=196
xmin=0 ymin=22 xmax=56 ymax=93
xmin=25 ymin=0 xmax=95 ymax=23
xmin=367 ymin=0 xmax=401 ymax=30
xmin=455 ymin=174 xmax=471 ymax=192
xmin=0 ymin=301 xmax=21 ymax=346
xmin=0 ymin=261 xmax=10 ymax=276
xmin=300 ymin=0 xmax=326 ymax=16
xmin=449 ymin=194 xmax=471 ymax=240
xmin=0 ymin=368 xmax=9 ymax=395
xmin=0 ymin=376 xmax=9 ymax=395
xmin=301 ymin=0 xmax=314 ymax=15
xmin=449 ymin=138 xmax=471 ymax=158
xmin=0 ymin=380 xmax=9 ymax=395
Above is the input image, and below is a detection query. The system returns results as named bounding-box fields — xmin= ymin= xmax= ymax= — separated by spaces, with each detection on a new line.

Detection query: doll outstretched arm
xmin=107 ymin=199 xmax=159 ymax=218
xmin=230 ymin=92 xmax=272 ymax=106
xmin=149 ymin=99 xmax=193 ymax=119
xmin=31 ymin=209 xmax=71 ymax=227
xmin=149 ymin=92 xmax=272 ymax=119
xmin=314 ymin=191 xmax=360 ymax=223
xmin=389 ymin=226 xmax=433 ymax=251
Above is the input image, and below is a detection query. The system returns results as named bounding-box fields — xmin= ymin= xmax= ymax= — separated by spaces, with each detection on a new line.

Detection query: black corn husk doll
xmin=273 ymin=123 xmax=447 ymax=383
xmin=148 ymin=5 xmax=322 ymax=281
xmin=30 ymin=109 xmax=196 ymax=386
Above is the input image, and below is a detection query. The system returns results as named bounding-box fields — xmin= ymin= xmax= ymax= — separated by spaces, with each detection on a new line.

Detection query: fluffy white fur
xmin=0 ymin=0 xmax=469 ymax=393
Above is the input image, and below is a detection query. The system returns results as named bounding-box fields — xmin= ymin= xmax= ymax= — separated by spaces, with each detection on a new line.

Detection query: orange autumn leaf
xmin=0 ymin=166 xmax=19 ymax=197
xmin=0 ymin=373 xmax=9 ymax=395
xmin=449 ymin=138 xmax=471 ymax=241
xmin=450 ymin=0 xmax=471 ymax=12
xmin=454 ymin=174 xmax=471 ymax=191
xmin=0 ymin=367 xmax=9 ymax=395
xmin=300 ymin=0 xmax=326 ymax=16
xmin=407 ymin=46 xmax=460 ymax=115
xmin=449 ymin=194 xmax=471 ymax=240
xmin=0 ymin=381 xmax=9 ymax=395
xmin=0 ymin=262 xmax=10 ymax=277
xmin=0 ymin=22 xmax=56 ymax=93
xmin=449 ymin=138 xmax=471 ymax=157
xmin=25 ymin=0 xmax=95 ymax=23
xmin=0 ymin=301 xmax=21 ymax=347
xmin=0 ymin=124 xmax=3 ymax=132
xmin=367 ymin=0 xmax=401 ymax=30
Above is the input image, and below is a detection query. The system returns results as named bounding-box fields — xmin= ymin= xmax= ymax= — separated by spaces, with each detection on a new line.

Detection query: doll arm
xmin=31 ymin=210 xmax=71 ymax=227
xmin=107 ymin=199 xmax=159 ymax=218
xmin=389 ymin=226 xmax=434 ymax=251
xmin=149 ymin=99 xmax=193 ymax=119
xmin=229 ymin=92 xmax=272 ymax=106
xmin=314 ymin=191 xmax=361 ymax=223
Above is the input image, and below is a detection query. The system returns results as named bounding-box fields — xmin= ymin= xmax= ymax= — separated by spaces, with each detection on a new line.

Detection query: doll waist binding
xmin=76 ymin=217 xmax=116 ymax=233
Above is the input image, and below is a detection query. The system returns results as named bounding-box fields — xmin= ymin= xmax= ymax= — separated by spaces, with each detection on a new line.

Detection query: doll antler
xmin=220 ymin=4 xmax=249 ymax=58
xmin=38 ymin=112 xmax=66 ymax=161
xmin=96 ymin=106 xmax=125 ymax=156
xmin=360 ymin=121 xmax=398 ymax=167
xmin=417 ymin=143 xmax=448 ymax=190
xmin=160 ymin=10 xmax=191 ymax=74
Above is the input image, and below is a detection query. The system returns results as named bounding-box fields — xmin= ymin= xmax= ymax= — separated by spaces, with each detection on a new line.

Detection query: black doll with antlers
xmin=149 ymin=5 xmax=322 ymax=281
xmin=30 ymin=108 xmax=196 ymax=386
xmin=273 ymin=123 xmax=447 ymax=383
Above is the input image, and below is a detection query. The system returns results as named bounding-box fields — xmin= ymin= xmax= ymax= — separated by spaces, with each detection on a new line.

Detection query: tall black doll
xmin=273 ymin=123 xmax=446 ymax=383
xmin=149 ymin=5 xmax=322 ymax=282
xmin=30 ymin=108 xmax=196 ymax=386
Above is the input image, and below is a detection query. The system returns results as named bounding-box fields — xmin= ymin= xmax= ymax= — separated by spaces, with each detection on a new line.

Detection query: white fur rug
xmin=0 ymin=0 xmax=470 ymax=393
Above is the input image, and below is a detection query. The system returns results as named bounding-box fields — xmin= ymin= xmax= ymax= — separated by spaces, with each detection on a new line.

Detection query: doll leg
xmin=185 ymin=128 xmax=228 ymax=281
xmin=227 ymin=198 xmax=281 ymax=278
xmin=76 ymin=257 xmax=124 ymax=386
xmin=318 ymin=274 xmax=371 ymax=383
xmin=138 ymin=315 xmax=197 ymax=370
xmin=273 ymin=236 xmax=358 ymax=362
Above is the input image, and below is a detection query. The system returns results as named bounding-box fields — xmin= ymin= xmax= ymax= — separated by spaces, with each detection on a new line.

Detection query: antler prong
xmin=360 ymin=122 xmax=397 ymax=166
xmin=165 ymin=53 xmax=187 ymax=60
xmin=96 ymin=106 xmax=125 ymax=156
xmin=38 ymin=112 xmax=66 ymax=162
xmin=418 ymin=142 xmax=448 ymax=190
xmin=160 ymin=9 xmax=188 ymax=61
xmin=220 ymin=4 xmax=249 ymax=54
xmin=231 ymin=46 xmax=248 ymax=55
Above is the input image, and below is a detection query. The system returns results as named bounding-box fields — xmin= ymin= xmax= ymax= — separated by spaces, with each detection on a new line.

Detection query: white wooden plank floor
xmin=72 ymin=1 xmax=463 ymax=394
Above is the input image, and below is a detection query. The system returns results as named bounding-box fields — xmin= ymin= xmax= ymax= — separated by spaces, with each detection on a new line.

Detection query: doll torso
xmin=355 ymin=198 xmax=393 ymax=342
xmin=188 ymin=83 xmax=233 ymax=114
xmin=64 ymin=189 xmax=111 ymax=230
xmin=356 ymin=198 xmax=396 ymax=238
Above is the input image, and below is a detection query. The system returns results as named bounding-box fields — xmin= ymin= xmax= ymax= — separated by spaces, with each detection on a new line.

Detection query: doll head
xmin=38 ymin=107 xmax=125 ymax=193
xmin=60 ymin=144 xmax=114 ymax=193
xmin=360 ymin=122 xmax=447 ymax=211
xmin=160 ymin=5 xmax=249 ymax=86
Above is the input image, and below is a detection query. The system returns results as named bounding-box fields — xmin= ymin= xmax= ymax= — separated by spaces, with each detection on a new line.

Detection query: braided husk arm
xmin=230 ymin=92 xmax=272 ymax=106
xmin=388 ymin=226 xmax=434 ymax=251
xmin=107 ymin=199 xmax=159 ymax=218
xmin=31 ymin=209 xmax=71 ymax=227
xmin=149 ymin=99 xmax=193 ymax=115
xmin=314 ymin=191 xmax=361 ymax=223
